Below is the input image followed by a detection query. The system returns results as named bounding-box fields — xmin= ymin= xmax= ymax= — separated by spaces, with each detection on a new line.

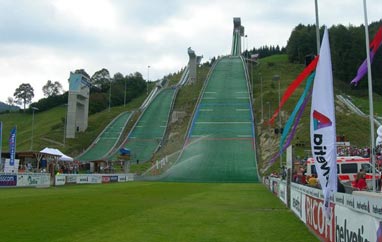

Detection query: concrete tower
xmin=66 ymin=72 xmax=91 ymax=138
xmin=187 ymin=47 xmax=203 ymax=84
xmin=232 ymin=17 xmax=245 ymax=55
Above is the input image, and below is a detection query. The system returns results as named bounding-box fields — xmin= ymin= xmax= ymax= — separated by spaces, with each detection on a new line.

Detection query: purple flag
xmin=350 ymin=26 xmax=382 ymax=85
xmin=350 ymin=51 xmax=376 ymax=85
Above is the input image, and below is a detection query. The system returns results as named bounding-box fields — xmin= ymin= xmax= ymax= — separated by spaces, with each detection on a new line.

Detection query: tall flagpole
xmin=363 ymin=0 xmax=376 ymax=192
xmin=315 ymin=0 xmax=320 ymax=54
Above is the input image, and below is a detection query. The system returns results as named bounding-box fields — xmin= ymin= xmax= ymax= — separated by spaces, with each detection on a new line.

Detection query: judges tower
xmin=187 ymin=47 xmax=203 ymax=84
xmin=66 ymin=72 xmax=91 ymax=138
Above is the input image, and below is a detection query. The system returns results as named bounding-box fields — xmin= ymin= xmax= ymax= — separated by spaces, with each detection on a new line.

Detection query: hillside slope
xmin=252 ymin=54 xmax=380 ymax=174
xmin=1 ymin=55 xmax=378 ymax=178
xmin=0 ymin=94 xmax=147 ymax=156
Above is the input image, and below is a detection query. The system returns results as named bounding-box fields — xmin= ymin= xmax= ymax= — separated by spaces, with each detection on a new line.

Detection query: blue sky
xmin=0 ymin=0 xmax=381 ymax=102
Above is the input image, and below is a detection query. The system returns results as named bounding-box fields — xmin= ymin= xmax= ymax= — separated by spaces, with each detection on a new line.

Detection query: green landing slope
xmin=76 ymin=111 xmax=132 ymax=162
xmin=161 ymin=56 xmax=259 ymax=182
xmin=111 ymin=88 xmax=176 ymax=163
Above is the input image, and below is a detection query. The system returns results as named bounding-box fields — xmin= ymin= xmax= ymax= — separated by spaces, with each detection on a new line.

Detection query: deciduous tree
xmin=14 ymin=83 xmax=34 ymax=110
xmin=42 ymin=80 xmax=63 ymax=97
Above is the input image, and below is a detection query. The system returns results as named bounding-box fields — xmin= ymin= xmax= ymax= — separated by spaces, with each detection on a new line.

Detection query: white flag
xmin=310 ymin=27 xmax=337 ymax=220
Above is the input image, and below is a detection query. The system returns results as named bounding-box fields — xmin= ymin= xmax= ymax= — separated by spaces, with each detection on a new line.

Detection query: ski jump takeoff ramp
xmin=161 ymin=56 xmax=259 ymax=182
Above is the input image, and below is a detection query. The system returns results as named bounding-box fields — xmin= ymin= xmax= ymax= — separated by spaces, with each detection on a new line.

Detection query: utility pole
xmin=108 ymin=80 xmax=112 ymax=112
xmin=260 ymin=74 xmax=263 ymax=122
xmin=30 ymin=107 xmax=39 ymax=150
xmin=147 ymin=65 xmax=151 ymax=95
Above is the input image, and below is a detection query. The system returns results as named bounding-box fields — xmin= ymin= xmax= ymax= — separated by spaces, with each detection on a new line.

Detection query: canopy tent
xmin=39 ymin=147 xmax=73 ymax=162
xmin=40 ymin=147 xmax=64 ymax=157
xmin=59 ymin=154 xmax=74 ymax=162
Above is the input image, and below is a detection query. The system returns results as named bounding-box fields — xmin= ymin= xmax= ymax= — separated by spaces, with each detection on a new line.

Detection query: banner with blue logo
xmin=9 ymin=127 xmax=16 ymax=166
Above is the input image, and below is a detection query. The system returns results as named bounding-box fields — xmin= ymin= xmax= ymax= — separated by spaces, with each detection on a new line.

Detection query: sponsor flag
xmin=263 ymin=88 xmax=312 ymax=172
xmin=9 ymin=127 xmax=16 ymax=166
xmin=268 ymin=56 xmax=319 ymax=125
xmin=280 ymin=72 xmax=315 ymax=148
xmin=350 ymin=26 xmax=382 ymax=85
xmin=263 ymin=57 xmax=319 ymax=171
xmin=310 ymin=27 xmax=337 ymax=219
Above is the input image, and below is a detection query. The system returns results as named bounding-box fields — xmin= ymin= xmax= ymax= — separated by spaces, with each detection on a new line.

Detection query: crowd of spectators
xmin=55 ymin=161 xmax=80 ymax=174
xmin=267 ymin=145 xmax=380 ymax=193
xmin=337 ymin=146 xmax=370 ymax=157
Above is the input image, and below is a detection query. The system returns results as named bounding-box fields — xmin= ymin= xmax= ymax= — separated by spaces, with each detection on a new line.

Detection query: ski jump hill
xmin=76 ymin=18 xmax=259 ymax=183
xmin=160 ymin=20 xmax=259 ymax=182
xmin=75 ymin=66 xmax=189 ymax=164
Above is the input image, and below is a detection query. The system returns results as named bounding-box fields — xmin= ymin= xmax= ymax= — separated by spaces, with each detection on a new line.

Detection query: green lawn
xmin=0 ymin=182 xmax=318 ymax=242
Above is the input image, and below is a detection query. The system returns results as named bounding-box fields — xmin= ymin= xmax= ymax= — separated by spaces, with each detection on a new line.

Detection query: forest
xmin=285 ymin=21 xmax=382 ymax=94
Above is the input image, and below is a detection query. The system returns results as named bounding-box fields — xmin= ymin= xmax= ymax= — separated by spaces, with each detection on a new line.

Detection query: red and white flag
xmin=310 ymin=27 xmax=337 ymax=219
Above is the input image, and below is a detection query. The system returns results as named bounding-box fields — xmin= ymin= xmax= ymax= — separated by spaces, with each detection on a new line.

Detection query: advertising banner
xmin=110 ymin=176 xmax=118 ymax=183
xmin=102 ymin=176 xmax=110 ymax=183
xmin=118 ymin=175 xmax=127 ymax=182
xmin=89 ymin=175 xmax=102 ymax=184
xmin=77 ymin=175 xmax=90 ymax=184
xmin=17 ymin=174 xmax=50 ymax=187
xmin=271 ymin=179 xmax=279 ymax=195
xmin=4 ymin=159 xmax=19 ymax=173
xmin=345 ymin=192 xmax=382 ymax=220
xmin=66 ymin=175 xmax=77 ymax=184
xmin=291 ymin=189 xmax=306 ymax=223
xmin=8 ymin=127 xmax=16 ymax=166
xmin=370 ymin=197 xmax=382 ymax=219
xmin=55 ymin=175 xmax=66 ymax=186
xmin=55 ymin=174 xmax=124 ymax=185
xmin=305 ymin=195 xmax=335 ymax=242
xmin=0 ymin=174 xmax=17 ymax=186
xmin=334 ymin=192 xmax=345 ymax=207
xmin=335 ymin=205 xmax=381 ymax=242
xmin=127 ymin=173 xmax=134 ymax=181
xmin=278 ymin=182 xmax=287 ymax=205
xmin=310 ymin=28 xmax=337 ymax=219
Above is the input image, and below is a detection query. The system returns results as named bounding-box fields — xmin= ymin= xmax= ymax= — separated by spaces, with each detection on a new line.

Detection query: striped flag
xmin=280 ymin=72 xmax=315 ymax=149
xmin=9 ymin=127 xmax=16 ymax=166
xmin=268 ymin=56 xmax=319 ymax=125
xmin=310 ymin=27 xmax=337 ymax=220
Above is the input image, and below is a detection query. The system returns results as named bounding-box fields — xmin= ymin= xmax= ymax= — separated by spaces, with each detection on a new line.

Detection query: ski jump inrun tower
xmin=66 ymin=72 xmax=91 ymax=139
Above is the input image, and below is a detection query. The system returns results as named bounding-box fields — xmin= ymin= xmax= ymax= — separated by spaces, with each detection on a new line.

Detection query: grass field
xmin=0 ymin=182 xmax=318 ymax=242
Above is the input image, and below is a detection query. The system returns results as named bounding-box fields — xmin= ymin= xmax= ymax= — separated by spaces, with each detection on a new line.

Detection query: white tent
xmin=59 ymin=154 xmax=73 ymax=162
xmin=39 ymin=147 xmax=73 ymax=162
xmin=40 ymin=147 xmax=64 ymax=157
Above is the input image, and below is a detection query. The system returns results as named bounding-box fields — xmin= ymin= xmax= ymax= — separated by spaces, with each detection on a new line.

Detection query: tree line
xmin=244 ymin=45 xmax=286 ymax=59
xmin=285 ymin=20 xmax=382 ymax=94
xmin=7 ymin=68 xmax=147 ymax=114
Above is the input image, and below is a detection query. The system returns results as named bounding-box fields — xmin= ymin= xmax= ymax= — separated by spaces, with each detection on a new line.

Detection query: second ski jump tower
xmin=66 ymin=72 xmax=92 ymax=138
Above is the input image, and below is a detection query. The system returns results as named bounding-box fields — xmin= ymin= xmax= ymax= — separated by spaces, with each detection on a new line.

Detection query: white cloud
xmin=51 ymin=0 xmax=119 ymax=32
xmin=0 ymin=0 xmax=381 ymax=103
xmin=0 ymin=44 xmax=88 ymax=100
